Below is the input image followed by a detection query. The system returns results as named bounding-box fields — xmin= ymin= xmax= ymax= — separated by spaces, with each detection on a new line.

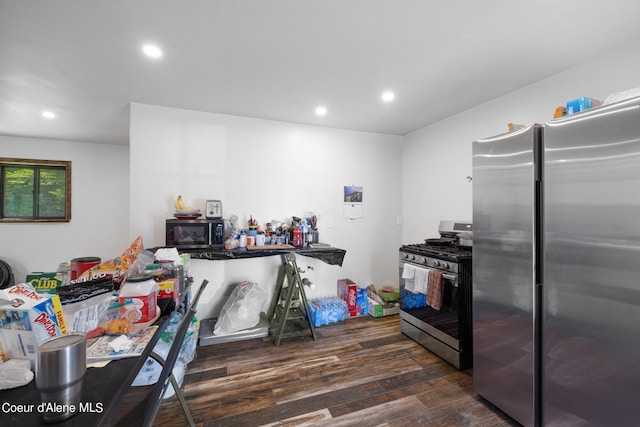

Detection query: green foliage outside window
xmin=1 ymin=158 xmax=71 ymax=222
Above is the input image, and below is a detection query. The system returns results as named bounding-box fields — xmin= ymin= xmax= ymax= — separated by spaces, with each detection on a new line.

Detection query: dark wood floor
xmin=154 ymin=315 xmax=520 ymax=427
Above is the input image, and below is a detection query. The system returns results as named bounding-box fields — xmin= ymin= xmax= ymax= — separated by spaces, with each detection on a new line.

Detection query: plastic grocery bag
xmin=132 ymin=310 xmax=199 ymax=399
xmin=213 ymin=281 xmax=267 ymax=335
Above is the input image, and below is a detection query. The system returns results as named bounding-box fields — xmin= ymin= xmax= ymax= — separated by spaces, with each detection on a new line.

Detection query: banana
xmin=175 ymin=195 xmax=196 ymax=211
xmin=175 ymin=195 xmax=186 ymax=210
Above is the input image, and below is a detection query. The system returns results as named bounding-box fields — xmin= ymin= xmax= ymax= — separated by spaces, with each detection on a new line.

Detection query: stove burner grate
xmin=401 ymin=242 xmax=472 ymax=261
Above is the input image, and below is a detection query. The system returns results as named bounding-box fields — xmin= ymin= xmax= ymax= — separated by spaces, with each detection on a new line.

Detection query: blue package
xmin=400 ymin=288 xmax=427 ymax=309
xmin=566 ymin=97 xmax=593 ymax=115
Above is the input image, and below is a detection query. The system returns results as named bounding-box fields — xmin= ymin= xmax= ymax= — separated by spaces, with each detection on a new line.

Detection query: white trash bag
xmin=213 ymin=281 xmax=268 ymax=335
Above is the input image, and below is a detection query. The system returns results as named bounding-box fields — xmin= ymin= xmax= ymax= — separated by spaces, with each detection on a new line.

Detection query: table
xmin=1 ymin=277 xmax=203 ymax=426
xmin=0 ymin=319 xmax=168 ymax=426
xmin=184 ymin=245 xmax=347 ymax=266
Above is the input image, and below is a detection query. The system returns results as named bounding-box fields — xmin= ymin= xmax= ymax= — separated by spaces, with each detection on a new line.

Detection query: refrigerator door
xmin=472 ymin=124 xmax=542 ymax=427
xmin=544 ymin=97 xmax=640 ymax=425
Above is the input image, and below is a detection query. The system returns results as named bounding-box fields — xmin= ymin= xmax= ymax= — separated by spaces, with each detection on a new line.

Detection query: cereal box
xmin=0 ymin=284 xmax=67 ymax=367
xmin=26 ymin=271 xmax=64 ymax=294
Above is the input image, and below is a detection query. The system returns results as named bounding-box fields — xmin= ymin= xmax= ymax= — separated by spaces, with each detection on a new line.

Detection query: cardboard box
xmin=157 ymin=277 xmax=179 ymax=303
xmin=338 ymin=278 xmax=357 ymax=316
xmin=0 ymin=284 xmax=67 ymax=367
xmin=25 ymin=272 xmax=64 ymax=295
xmin=368 ymin=297 xmax=400 ymax=317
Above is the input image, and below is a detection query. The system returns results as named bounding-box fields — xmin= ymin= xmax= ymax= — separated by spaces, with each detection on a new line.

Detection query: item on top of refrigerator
xmin=565 ymin=96 xmax=602 ymax=115
xmin=553 ymin=106 xmax=566 ymax=118
xmin=604 ymin=86 xmax=640 ymax=105
xmin=508 ymin=123 xmax=526 ymax=132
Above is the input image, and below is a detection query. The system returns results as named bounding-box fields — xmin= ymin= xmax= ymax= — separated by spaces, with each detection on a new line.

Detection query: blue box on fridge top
xmin=566 ymin=97 xmax=601 ymax=115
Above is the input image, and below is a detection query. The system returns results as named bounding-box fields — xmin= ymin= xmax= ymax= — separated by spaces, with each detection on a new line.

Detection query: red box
xmin=338 ymin=279 xmax=358 ymax=317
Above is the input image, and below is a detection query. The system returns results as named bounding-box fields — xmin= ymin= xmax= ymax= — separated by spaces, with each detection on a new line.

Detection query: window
xmin=0 ymin=158 xmax=71 ymax=222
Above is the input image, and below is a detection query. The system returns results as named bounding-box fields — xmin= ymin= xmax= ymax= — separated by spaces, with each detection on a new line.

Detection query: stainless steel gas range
xmin=399 ymin=221 xmax=473 ymax=370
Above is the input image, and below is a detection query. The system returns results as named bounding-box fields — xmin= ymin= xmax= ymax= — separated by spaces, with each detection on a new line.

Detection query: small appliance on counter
xmin=205 ymin=200 xmax=223 ymax=219
xmin=166 ymin=218 xmax=224 ymax=249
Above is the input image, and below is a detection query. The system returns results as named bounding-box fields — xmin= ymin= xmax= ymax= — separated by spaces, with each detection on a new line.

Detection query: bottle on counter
xmin=292 ymin=227 xmax=303 ymax=248
xmin=302 ymin=225 xmax=308 ymax=247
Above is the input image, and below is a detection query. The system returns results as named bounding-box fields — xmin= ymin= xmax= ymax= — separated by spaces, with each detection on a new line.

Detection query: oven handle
xmin=442 ymin=273 xmax=458 ymax=283
xmin=399 ymin=262 xmax=458 ymax=287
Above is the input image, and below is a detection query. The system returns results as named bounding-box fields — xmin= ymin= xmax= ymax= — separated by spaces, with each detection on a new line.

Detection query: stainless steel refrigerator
xmin=472 ymin=96 xmax=640 ymax=426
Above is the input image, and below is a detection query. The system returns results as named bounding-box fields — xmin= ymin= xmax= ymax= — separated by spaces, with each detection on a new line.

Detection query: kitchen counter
xmin=178 ymin=244 xmax=347 ymax=266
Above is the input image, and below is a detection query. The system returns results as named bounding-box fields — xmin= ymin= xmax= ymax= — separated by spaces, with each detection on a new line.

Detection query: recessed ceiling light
xmin=381 ymin=91 xmax=395 ymax=102
xmin=315 ymin=106 xmax=327 ymax=116
xmin=142 ymin=44 xmax=163 ymax=58
xmin=42 ymin=111 xmax=56 ymax=119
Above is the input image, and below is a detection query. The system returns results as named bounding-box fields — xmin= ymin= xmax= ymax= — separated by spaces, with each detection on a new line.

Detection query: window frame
xmin=0 ymin=157 xmax=72 ymax=223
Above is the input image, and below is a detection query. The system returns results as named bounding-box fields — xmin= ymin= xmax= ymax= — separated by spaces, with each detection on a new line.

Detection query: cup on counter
xmin=70 ymin=256 xmax=101 ymax=281
xmin=35 ymin=334 xmax=87 ymax=423
xmin=256 ymin=234 xmax=265 ymax=246
xmin=246 ymin=236 xmax=255 ymax=246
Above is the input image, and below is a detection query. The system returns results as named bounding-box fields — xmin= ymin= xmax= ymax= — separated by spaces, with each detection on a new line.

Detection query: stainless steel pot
xmin=458 ymin=232 xmax=473 ymax=247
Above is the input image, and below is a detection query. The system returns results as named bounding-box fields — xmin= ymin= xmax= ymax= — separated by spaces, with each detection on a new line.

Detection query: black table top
xmin=173 ymin=245 xmax=347 ymax=267
xmin=1 ymin=316 xmax=170 ymax=426
xmin=0 ymin=356 xmax=139 ymax=426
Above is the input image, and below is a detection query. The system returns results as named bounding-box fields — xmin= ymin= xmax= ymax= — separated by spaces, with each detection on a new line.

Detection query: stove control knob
xmin=432 ymin=260 xmax=440 ymax=267
xmin=401 ymin=253 xmax=408 ymax=259
xmin=441 ymin=262 xmax=449 ymax=270
xmin=419 ymin=257 xmax=426 ymax=265
xmin=409 ymin=255 xmax=416 ymax=261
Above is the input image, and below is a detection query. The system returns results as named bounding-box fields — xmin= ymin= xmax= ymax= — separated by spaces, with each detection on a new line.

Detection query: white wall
xmin=0 ymin=135 xmax=129 ymax=281
xmin=403 ymin=38 xmax=640 ymax=244
xmin=4 ymin=36 xmax=638 ymax=322
xmin=129 ymin=104 xmax=404 ymax=319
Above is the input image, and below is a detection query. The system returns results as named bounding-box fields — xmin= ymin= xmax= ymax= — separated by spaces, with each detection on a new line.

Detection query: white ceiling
xmin=2 ymin=0 xmax=640 ymax=145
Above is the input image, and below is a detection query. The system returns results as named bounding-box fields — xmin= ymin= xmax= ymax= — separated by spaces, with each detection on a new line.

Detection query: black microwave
xmin=165 ymin=219 xmax=224 ymax=249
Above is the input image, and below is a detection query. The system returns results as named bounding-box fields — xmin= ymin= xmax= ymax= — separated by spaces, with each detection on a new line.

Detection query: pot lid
xmin=0 ymin=259 xmax=15 ymax=289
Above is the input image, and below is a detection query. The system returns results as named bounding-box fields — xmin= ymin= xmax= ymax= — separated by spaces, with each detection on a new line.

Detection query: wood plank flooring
xmin=153 ymin=315 xmax=520 ymax=427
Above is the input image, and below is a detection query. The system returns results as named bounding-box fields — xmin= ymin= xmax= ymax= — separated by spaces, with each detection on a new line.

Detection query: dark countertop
xmin=183 ymin=245 xmax=347 ymax=267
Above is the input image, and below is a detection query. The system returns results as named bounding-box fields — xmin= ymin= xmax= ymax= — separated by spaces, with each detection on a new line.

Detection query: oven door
xmin=399 ymin=259 xmax=462 ymax=353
